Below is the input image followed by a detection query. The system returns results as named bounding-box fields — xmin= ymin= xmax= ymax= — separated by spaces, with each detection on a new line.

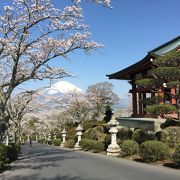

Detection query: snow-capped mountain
xmin=44 ymin=81 xmax=83 ymax=95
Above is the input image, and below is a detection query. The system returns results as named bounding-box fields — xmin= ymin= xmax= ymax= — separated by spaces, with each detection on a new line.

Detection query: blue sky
xmin=1 ymin=0 xmax=180 ymax=98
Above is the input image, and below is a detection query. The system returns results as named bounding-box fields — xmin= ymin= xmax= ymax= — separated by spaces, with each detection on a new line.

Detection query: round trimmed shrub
xmin=52 ymin=138 xmax=61 ymax=146
xmin=38 ymin=138 xmax=46 ymax=144
xmin=120 ymin=140 xmax=139 ymax=157
xmin=83 ymin=126 xmax=104 ymax=140
xmin=146 ymin=131 xmax=156 ymax=141
xmin=80 ymin=139 xmax=93 ymax=151
xmin=171 ymin=144 xmax=180 ymax=164
xmin=5 ymin=145 xmax=19 ymax=162
xmin=117 ymin=128 xmax=133 ymax=141
xmin=132 ymin=129 xmax=147 ymax=144
xmin=139 ymin=140 xmax=170 ymax=162
xmin=79 ymin=139 xmax=105 ymax=152
xmin=164 ymin=127 xmax=180 ymax=148
xmin=155 ymin=131 xmax=167 ymax=142
xmin=92 ymin=141 xmax=105 ymax=153
xmin=65 ymin=139 xmax=75 ymax=148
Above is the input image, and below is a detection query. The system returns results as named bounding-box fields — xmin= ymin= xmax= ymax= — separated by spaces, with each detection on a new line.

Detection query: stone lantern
xmin=61 ymin=129 xmax=67 ymax=148
xmin=74 ymin=124 xmax=83 ymax=150
xmin=54 ymin=135 xmax=57 ymax=139
xmin=5 ymin=130 xmax=9 ymax=146
xmin=48 ymin=133 xmax=51 ymax=141
xmin=36 ymin=134 xmax=38 ymax=141
xmin=27 ymin=134 xmax=30 ymax=141
xmin=107 ymin=116 xmax=121 ymax=156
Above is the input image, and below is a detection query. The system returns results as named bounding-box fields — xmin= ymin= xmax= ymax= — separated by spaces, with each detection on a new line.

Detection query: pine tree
xmin=136 ymin=50 xmax=180 ymax=120
xmin=104 ymin=103 xmax=113 ymax=123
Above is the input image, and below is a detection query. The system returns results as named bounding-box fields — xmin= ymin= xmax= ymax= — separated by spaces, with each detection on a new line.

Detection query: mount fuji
xmin=43 ymin=81 xmax=84 ymax=95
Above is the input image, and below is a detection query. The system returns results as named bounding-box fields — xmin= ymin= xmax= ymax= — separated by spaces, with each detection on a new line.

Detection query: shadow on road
xmin=0 ymin=143 xmax=82 ymax=180
xmin=4 ymin=174 xmax=82 ymax=180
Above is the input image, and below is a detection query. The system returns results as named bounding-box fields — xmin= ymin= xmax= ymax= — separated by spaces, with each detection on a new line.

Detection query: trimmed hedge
xmin=155 ymin=131 xmax=166 ymax=142
xmin=0 ymin=143 xmax=21 ymax=171
xmin=65 ymin=139 xmax=75 ymax=148
xmin=171 ymin=144 xmax=180 ymax=164
xmin=5 ymin=145 xmax=19 ymax=163
xmin=37 ymin=138 xmax=48 ymax=144
xmin=139 ymin=140 xmax=170 ymax=162
xmin=83 ymin=126 xmax=104 ymax=140
xmin=164 ymin=127 xmax=180 ymax=148
xmin=80 ymin=139 xmax=105 ymax=152
xmin=132 ymin=129 xmax=147 ymax=144
xmin=52 ymin=138 xmax=61 ymax=146
xmin=120 ymin=140 xmax=139 ymax=157
xmin=117 ymin=128 xmax=133 ymax=141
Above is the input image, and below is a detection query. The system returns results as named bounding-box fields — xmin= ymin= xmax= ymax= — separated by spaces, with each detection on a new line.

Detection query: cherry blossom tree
xmin=64 ymin=92 xmax=92 ymax=123
xmin=0 ymin=0 xmax=111 ymax=135
xmin=87 ymin=82 xmax=120 ymax=120
xmin=6 ymin=90 xmax=41 ymax=143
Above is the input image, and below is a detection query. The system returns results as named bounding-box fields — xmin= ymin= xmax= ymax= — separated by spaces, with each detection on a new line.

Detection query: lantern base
xmin=107 ymin=144 xmax=121 ymax=156
xmin=74 ymin=143 xmax=81 ymax=150
xmin=60 ymin=142 xmax=65 ymax=148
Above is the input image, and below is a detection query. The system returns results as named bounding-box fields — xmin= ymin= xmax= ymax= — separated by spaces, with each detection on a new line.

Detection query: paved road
xmin=0 ymin=142 xmax=180 ymax=180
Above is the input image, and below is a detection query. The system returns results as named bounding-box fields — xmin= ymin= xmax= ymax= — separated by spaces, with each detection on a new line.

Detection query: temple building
xmin=107 ymin=36 xmax=180 ymax=119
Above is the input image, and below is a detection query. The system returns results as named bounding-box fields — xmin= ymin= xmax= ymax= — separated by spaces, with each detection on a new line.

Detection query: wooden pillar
xmin=143 ymin=93 xmax=146 ymax=114
xmin=132 ymin=83 xmax=137 ymax=116
xmin=158 ymin=87 xmax=164 ymax=104
xmin=138 ymin=93 xmax=143 ymax=115
xmin=171 ymin=88 xmax=176 ymax=104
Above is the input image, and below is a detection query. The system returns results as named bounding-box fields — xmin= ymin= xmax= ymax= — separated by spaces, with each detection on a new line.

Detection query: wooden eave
xmin=106 ymin=54 xmax=153 ymax=80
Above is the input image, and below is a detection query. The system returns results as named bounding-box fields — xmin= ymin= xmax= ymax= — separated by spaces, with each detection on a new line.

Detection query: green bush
xmin=52 ymin=138 xmax=61 ymax=146
xmin=15 ymin=144 xmax=21 ymax=154
xmin=139 ymin=140 xmax=170 ymax=162
xmin=117 ymin=128 xmax=133 ymax=141
xmin=67 ymin=127 xmax=77 ymax=141
xmin=37 ymin=138 xmax=46 ymax=144
xmin=5 ymin=144 xmax=19 ymax=163
xmin=132 ymin=129 xmax=147 ymax=144
xmin=65 ymin=139 xmax=75 ymax=148
xmin=80 ymin=139 xmax=94 ymax=151
xmin=83 ymin=128 xmax=97 ymax=140
xmin=83 ymin=120 xmax=97 ymax=132
xmin=92 ymin=140 xmax=105 ymax=153
xmin=171 ymin=144 xmax=180 ymax=164
xmin=0 ymin=161 xmax=5 ymax=171
xmin=120 ymin=140 xmax=139 ymax=157
xmin=83 ymin=126 xmax=104 ymax=140
xmin=155 ymin=131 xmax=167 ymax=142
xmin=0 ymin=144 xmax=7 ymax=162
xmin=146 ymin=131 xmax=156 ymax=141
xmin=164 ymin=127 xmax=180 ymax=148
xmin=80 ymin=139 xmax=105 ymax=152
xmin=98 ymin=133 xmax=107 ymax=142
xmin=104 ymin=134 xmax=111 ymax=148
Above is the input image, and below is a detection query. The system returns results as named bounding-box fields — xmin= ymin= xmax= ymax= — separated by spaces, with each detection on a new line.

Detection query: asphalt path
xmin=0 ymin=142 xmax=180 ymax=180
